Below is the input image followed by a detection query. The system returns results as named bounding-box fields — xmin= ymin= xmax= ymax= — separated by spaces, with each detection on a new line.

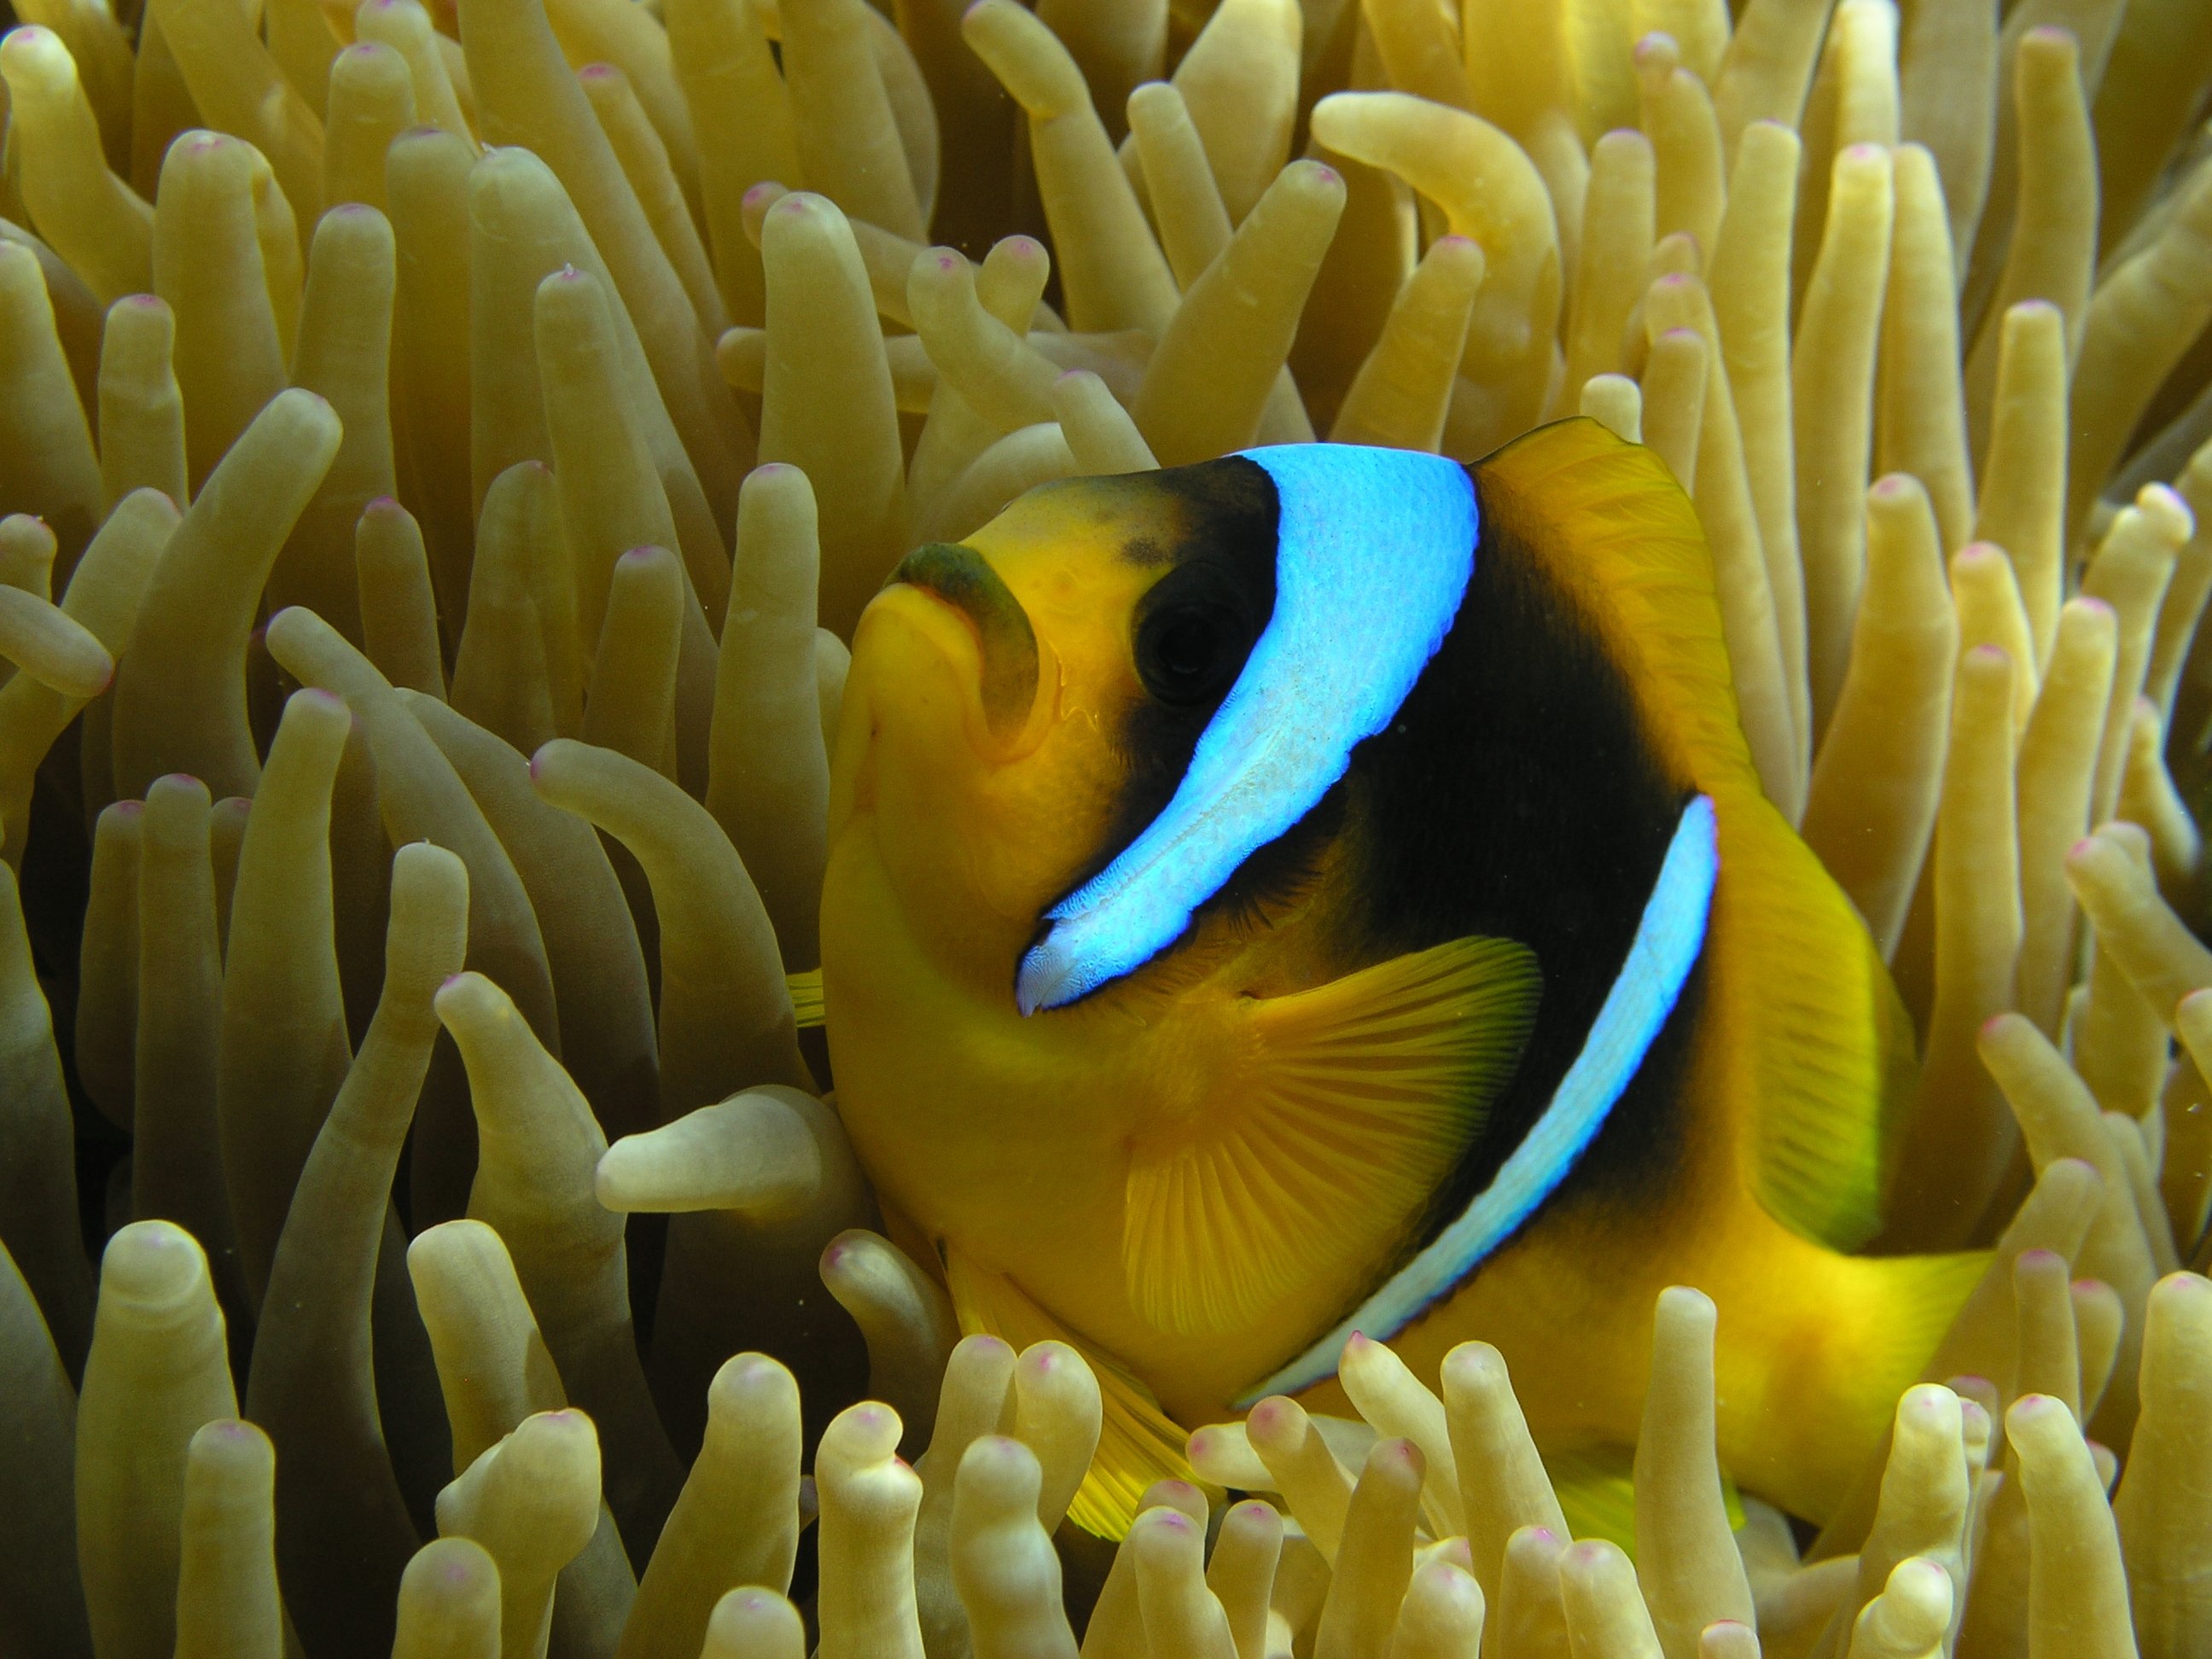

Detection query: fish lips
xmin=882 ymin=542 xmax=1056 ymax=757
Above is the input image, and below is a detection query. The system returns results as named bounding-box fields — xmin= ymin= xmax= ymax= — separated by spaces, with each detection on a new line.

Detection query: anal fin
xmin=945 ymin=1249 xmax=1202 ymax=1538
xmin=1124 ymin=934 xmax=1540 ymax=1337
xmin=1543 ymin=1442 xmax=1746 ymax=1557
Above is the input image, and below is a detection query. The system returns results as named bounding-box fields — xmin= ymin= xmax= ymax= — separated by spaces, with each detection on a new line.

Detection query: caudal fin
xmin=1733 ymin=1245 xmax=1988 ymax=1523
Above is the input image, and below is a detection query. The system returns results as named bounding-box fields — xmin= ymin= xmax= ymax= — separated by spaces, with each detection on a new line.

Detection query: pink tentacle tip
xmin=438 ymin=972 xmax=467 ymax=992
xmin=579 ymin=61 xmax=614 ymax=79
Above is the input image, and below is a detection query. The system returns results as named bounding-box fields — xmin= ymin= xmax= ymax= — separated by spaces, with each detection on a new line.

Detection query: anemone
xmin=1 ymin=0 xmax=2211 ymax=1651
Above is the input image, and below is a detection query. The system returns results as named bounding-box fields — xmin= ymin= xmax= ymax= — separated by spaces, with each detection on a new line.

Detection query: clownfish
xmin=818 ymin=418 xmax=1985 ymax=1538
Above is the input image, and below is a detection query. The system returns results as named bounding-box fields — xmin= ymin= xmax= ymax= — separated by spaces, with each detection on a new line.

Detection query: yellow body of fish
xmin=821 ymin=420 xmax=1984 ymax=1535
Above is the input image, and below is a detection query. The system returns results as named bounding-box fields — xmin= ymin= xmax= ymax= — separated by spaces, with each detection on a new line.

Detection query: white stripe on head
xmin=1016 ymin=444 xmax=1480 ymax=1014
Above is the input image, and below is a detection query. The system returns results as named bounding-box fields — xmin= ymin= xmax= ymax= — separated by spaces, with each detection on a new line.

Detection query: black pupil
xmin=1155 ymin=610 xmax=1222 ymax=683
xmin=1132 ymin=553 xmax=1264 ymax=709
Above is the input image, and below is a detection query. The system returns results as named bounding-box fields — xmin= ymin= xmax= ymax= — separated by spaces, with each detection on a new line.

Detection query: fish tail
xmin=1726 ymin=1243 xmax=1988 ymax=1524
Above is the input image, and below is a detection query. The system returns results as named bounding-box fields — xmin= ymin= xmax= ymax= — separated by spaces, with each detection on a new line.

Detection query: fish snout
xmin=884 ymin=543 xmax=1051 ymax=754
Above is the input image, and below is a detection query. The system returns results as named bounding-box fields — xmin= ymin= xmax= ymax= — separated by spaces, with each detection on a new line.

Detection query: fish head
xmin=826 ymin=460 xmax=1284 ymax=1010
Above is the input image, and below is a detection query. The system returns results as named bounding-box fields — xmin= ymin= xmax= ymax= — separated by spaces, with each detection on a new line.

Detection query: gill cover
xmin=1016 ymin=445 xmax=1481 ymax=1014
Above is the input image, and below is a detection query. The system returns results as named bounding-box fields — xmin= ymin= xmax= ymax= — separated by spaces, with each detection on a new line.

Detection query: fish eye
xmin=1133 ymin=564 xmax=1260 ymax=707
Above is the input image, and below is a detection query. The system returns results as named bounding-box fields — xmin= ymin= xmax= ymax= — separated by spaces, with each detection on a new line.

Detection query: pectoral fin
xmin=1123 ymin=934 xmax=1540 ymax=1339
xmin=786 ymin=968 xmax=825 ymax=1028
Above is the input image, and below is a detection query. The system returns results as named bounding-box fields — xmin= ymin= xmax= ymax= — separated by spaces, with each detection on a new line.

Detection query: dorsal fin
xmin=1475 ymin=420 xmax=1915 ymax=1249
xmin=1122 ymin=933 xmax=1540 ymax=1338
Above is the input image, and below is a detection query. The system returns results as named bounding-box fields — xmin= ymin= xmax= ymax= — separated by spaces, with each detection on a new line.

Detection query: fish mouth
xmin=883 ymin=543 xmax=1045 ymax=748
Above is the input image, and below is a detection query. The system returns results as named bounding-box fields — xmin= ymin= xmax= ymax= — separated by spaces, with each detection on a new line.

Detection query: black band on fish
xmin=1231 ymin=792 xmax=1720 ymax=1406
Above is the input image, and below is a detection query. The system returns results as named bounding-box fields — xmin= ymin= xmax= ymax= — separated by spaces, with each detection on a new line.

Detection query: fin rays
xmin=1237 ymin=795 xmax=1720 ymax=1405
xmin=946 ymin=1249 xmax=1200 ymax=1537
xmin=1122 ymin=932 xmax=1540 ymax=1341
